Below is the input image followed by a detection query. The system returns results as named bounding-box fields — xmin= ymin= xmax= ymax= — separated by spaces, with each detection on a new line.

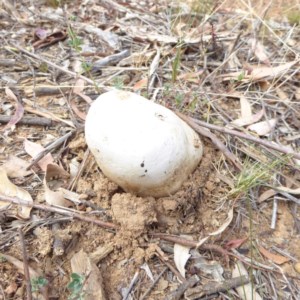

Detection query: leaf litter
xmin=0 ymin=0 xmax=300 ymax=299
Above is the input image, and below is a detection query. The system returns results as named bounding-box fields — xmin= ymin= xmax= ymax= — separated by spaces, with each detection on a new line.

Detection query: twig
xmin=154 ymin=245 xmax=186 ymax=282
xmin=175 ymin=112 xmax=242 ymax=170
xmin=270 ymin=196 xmax=278 ymax=229
xmin=165 ymin=275 xmax=199 ymax=300
xmin=0 ymin=115 xmax=53 ymax=126
xmin=0 ymin=195 xmax=118 ymax=230
xmin=26 ymin=130 xmax=75 ymax=170
xmin=92 ymin=49 xmax=130 ymax=72
xmin=271 ymin=245 xmax=298 ymax=262
xmin=8 ymin=45 xmax=109 ymax=92
xmin=68 ymin=148 xmax=90 ymax=191
xmin=159 ymin=257 xmax=186 ymax=283
xmin=0 ymin=58 xmax=16 ymax=67
xmin=140 ymin=267 xmax=168 ymax=300
xmin=179 ymin=113 xmax=300 ymax=160
xmin=18 ymin=227 xmax=32 ymax=300
xmin=34 ymin=86 xmax=70 ymax=96
xmin=152 ymin=233 xmax=199 ymax=248
xmin=122 ymin=271 xmax=139 ymax=300
xmin=277 ymin=191 xmax=300 ymax=205
xmin=184 ymin=275 xmax=249 ymax=299
xmin=202 ymin=244 xmax=230 ymax=267
xmin=151 ymin=233 xmax=229 ymax=265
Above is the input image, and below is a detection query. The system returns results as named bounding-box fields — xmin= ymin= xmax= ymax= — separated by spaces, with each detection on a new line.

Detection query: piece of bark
xmin=165 ymin=275 xmax=199 ymax=300
xmin=90 ymin=243 xmax=114 ymax=264
xmin=185 ymin=275 xmax=249 ymax=299
xmin=0 ymin=115 xmax=53 ymax=126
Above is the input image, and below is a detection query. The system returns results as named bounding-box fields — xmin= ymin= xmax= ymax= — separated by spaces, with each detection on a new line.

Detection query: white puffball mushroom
xmin=85 ymin=90 xmax=203 ymax=197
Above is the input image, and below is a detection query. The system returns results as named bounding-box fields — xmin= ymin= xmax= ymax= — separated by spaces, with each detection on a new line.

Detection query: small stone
xmin=294 ymin=262 xmax=300 ymax=274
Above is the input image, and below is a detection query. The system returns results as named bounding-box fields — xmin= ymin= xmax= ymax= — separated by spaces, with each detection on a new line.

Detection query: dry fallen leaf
xmin=177 ymin=70 xmax=205 ymax=82
xmin=232 ymin=261 xmax=262 ymax=300
xmin=209 ymin=207 xmax=233 ymax=236
xmin=221 ymin=61 xmax=298 ymax=82
xmin=44 ymin=163 xmax=71 ymax=207
xmin=228 ymin=93 xmax=263 ymax=127
xmin=249 ymin=38 xmax=270 ymax=66
xmin=258 ymin=245 xmax=290 ymax=265
xmin=174 ymin=239 xmax=191 ymax=279
xmin=276 ymin=87 xmax=290 ymax=103
xmin=70 ymin=99 xmax=87 ymax=120
xmin=140 ymin=263 xmax=155 ymax=282
xmin=76 ymin=92 xmax=93 ymax=104
xmin=119 ymin=49 xmax=155 ymax=66
xmin=24 ymin=139 xmax=54 ymax=172
xmin=33 ymin=30 xmax=67 ymax=50
xmin=247 ymin=118 xmax=277 ymax=136
xmin=84 ymin=24 xmax=120 ymax=50
xmin=72 ymin=78 xmax=85 ymax=94
xmin=1 ymin=155 xmax=33 ymax=178
xmin=2 ymin=87 xmax=24 ymax=132
xmin=231 ymin=109 xmax=264 ymax=127
xmin=225 ymin=237 xmax=248 ymax=250
xmin=73 ymin=78 xmax=92 ymax=105
xmin=258 ymin=189 xmax=277 ymax=202
xmin=240 ymin=95 xmax=252 ymax=120
xmin=0 ymin=167 xmax=33 ymax=219
xmin=71 ymin=249 xmax=107 ymax=300
xmin=148 ymin=48 xmax=160 ymax=79
xmin=133 ymin=78 xmax=148 ymax=91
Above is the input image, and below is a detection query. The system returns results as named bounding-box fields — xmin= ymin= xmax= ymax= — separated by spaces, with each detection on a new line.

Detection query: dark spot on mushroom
xmin=140 ymin=161 xmax=145 ymax=168
xmin=145 ymin=170 xmax=148 ymax=173
xmin=155 ymin=112 xmax=166 ymax=121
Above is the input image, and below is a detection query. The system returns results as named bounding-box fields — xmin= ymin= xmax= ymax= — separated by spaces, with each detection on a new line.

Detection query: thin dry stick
xmin=158 ymin=256 xmax=186 ymax=283
xmin=185 ymin=275 xmax=249 ymax=299
xmin=122 ymin=271 xmax=139 ymax=300
xmin=68 ymin=148 xmax=90 ymax=191
xmin=177 ymin=112 xmax=300 ymax=160
xmin=139 ymin=267 xmax=168 ymax=300
xmin=9 ymin=45 xmax=109 ymax=91
xmin=165 ymin=274 xmax=199 ymax=300
xmin=152 ymin=233 xmax=229 ymax=266
xmin=0 ymin=115 xmax=53 ymax=126
xmin=0 ymin=195 xmax=118 ymax=230
xmin=175 ymin=112 xmax=242 ymax=170
xmin=18 ymin=228 xmax=32 ymax=300
xmin=26 ymin=130 xmax=75 ymax=170
xmin=270 ymin=196 xmax=278 ymax=229
xmin=153 ymin=232 xmax=281 ymax=273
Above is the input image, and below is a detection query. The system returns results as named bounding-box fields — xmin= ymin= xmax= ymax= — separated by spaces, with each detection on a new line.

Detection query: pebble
xmin=294 ymin=262 xmax=300 ymax=274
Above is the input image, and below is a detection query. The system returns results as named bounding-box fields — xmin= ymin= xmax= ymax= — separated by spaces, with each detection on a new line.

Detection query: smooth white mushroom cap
xmin=85 ymin=90 xmax=203 ymax=197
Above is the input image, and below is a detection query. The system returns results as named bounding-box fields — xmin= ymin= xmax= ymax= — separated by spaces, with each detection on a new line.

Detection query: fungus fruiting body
xmin=85 ymin=90 xmax=203 ymax=197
